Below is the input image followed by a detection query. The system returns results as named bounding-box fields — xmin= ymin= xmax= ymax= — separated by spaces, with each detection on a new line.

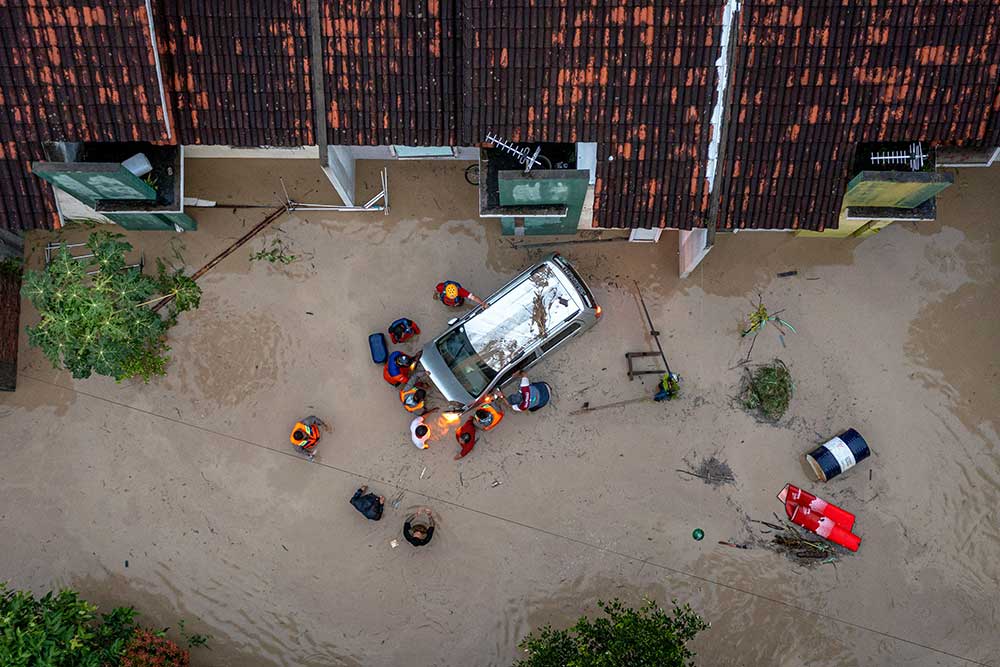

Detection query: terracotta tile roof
xmin=323 ymin=0 xmax=462 ymax=146
xmin=3 ymin=1 xmax=1000 ymax=235
xmin=461 ymin=2 xmax=725 ymax=229
xmin=322 ymin=1 xmax=724 ymax=229
xmin=0 ymin=0 xmax=170 ymax=231
xmin=162 ymin=0 xmax=313 ymax=146
xmin=718 ymin=1 xmax=1000 ymax=231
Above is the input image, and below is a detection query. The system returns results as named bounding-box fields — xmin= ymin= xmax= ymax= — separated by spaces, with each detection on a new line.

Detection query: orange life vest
xmin=384 ymin=364 xmax=409 ymax=386
xmin=474 ymin=403 xmax=504 ymax=431
xmin=400 ymin=387 xmax=425 ymax=413
xmin=290 ymin=422 xmax=320 ymax=449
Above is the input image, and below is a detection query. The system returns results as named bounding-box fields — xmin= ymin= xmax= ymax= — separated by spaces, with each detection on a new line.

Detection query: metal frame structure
xmin=282 ymin=167 xmax=389 ymax=214
xmin=44 ymin=241 xmax=144 ymax=275
xmin=625 ymin=281 xmax=674 ymax=381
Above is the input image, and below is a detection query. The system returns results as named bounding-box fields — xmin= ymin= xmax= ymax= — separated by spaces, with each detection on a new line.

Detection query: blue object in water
xmin=806 ymin=428 xmax=871 ymax=482
xmin=507 ymin=382 xmax=551 ymax=411
xmin=368 ymin=332 xmax=388 ymax=364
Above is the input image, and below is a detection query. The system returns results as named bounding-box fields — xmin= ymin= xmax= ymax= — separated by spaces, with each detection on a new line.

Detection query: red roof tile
xmin=3 ymin=1 xmax=1000 ymax=235
xmin=161 ymin=1 xmax=313 ymax=146
xmin=718 ymin=1 xmax=1000 ymax=231
xmin=461 ymin=1 xmax=725 ymax=230
xmin=0 ymin=0 xmax=170 ymax=231
xmin=323 ymin=0 xmax=461 ymax=146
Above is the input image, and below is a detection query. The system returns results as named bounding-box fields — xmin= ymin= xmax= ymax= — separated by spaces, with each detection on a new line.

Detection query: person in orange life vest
xmin=472 ymin=402 xmax=503 ymax=431
xmin=400 ymin=386 xmax=427 ymax=413
xmin=454 ymin=418 xmax=478 ymax=460
xmin=383 ymin=351 xmax=415 ymax=386
xmin=290 ymin=416 xmax=328 ymax=460
xmin=434 ymin=280 xmax=486 ymax=308
xmin=388 ymin=318 xmax=420 ymax=344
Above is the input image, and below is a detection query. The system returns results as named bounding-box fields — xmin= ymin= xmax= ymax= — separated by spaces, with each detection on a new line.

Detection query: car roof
xmin=464 ymin=262 xmax=582 ymax=371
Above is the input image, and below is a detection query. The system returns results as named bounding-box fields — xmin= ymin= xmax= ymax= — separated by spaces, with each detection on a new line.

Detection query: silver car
xmin=419 ymin=253 xmax=602 ymax=410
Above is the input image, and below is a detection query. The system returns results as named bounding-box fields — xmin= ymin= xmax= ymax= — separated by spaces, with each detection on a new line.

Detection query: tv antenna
xmin=485 ymin=131 xmax=543 ymax=173
xmin=870 ymin=142 xmax=928 ymax=171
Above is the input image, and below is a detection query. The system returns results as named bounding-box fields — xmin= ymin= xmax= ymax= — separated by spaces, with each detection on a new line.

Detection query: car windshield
xmin=435 ymin=326 xmax=498 ymax=397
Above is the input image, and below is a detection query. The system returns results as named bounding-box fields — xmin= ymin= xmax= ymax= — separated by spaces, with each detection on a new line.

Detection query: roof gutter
xmin=705 ymin=0 xmax=740 ymax=242
xmin=143 ymin=0 xmax=172 ymax=141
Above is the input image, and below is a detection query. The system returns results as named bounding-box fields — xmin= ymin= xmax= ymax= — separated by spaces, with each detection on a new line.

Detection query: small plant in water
xmin=740 ymin=359 xmax=794 ymax=421
xmin=177 ymin=619 xmax=212 ymax=648
xmin=741 ymin=295 xmax=795 ymax=360
xmin=250 ymin=238 xmax=297 ymax=265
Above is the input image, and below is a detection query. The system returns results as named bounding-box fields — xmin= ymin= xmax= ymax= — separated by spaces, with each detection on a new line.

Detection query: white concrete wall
xmin=344 ymin=145 xmax=479 ymax=160
xmin=576 ymin=142 xmax=598 ymax=185
xmin=678 ymin=228 xmax=711 ymax=278
xmin=628 ymin=227 xmax=663 ymax=242
xmin=325 ymin=146 xmax=357 ymax=206
xmin=577 ymin=186 xmax=596 ymax=230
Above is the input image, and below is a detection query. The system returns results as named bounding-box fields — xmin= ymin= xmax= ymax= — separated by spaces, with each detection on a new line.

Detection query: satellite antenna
xmin=485 ymin=131 xmax=543 ymax=173
xmin=870 ymin=142 xmax=928 ymax=171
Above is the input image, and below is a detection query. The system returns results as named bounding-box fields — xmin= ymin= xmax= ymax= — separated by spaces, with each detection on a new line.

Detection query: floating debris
xmin=694 ymin=456 xmax=735 ymax=487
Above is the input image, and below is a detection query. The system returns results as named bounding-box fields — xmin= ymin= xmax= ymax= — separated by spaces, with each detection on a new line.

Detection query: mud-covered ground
xmin=1 ymin=159 xmax=997 ymax=666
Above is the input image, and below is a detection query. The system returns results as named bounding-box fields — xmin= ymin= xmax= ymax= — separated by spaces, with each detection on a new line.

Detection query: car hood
xmin=419 ymin=340 xmax=476 ymax=408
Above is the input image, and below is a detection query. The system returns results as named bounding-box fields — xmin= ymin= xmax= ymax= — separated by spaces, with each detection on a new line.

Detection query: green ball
xmin=692 ymin=528 xmax=705 ymax=541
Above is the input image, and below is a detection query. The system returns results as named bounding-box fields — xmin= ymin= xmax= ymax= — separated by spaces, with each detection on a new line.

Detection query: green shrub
xmin=740 ymin=359 xmax=794 ymax=421
xmin=515 ymin=598 xmax=708 ymax=667
xmin=0 ymin=583 xmax=137 ymax=667
xmin=21 ymin=231 xmax=201 ymax=381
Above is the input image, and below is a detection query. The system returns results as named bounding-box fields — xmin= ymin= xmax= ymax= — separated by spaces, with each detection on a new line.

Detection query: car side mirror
xmin=447 ymin=317 xmax=459 ymax=326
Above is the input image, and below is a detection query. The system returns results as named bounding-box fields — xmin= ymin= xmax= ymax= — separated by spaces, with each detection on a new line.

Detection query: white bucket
xmin=122 ymin=153 xmax=152 ymax=177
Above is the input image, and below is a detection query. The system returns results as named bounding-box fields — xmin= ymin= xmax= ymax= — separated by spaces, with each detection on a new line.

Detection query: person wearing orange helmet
xmin=383 ymin=351 xmax=415 ymax=386
xmin=434 ymin=280 xmax=485 ymax=308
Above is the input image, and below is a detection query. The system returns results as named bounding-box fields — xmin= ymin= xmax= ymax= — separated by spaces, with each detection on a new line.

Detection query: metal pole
xmin=152 ymin=205 xmax=288 ymax=313
xmin=634 ymin=281 xmax=671 ymax=375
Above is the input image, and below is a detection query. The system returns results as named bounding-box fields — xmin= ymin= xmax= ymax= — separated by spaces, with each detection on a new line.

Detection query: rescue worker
xmin=403 ymin=508 xmax=436 ymax=547
xmin=410 ymin=415 xmax=431 ymax=450
xmin=506 ymin=371 xmax=551 ymax=412
xmin=654 ymin=372 xmax=680 ymax=402
xmin=383 ymin=351 xmax=414 ymax=386
xmin=434 ymin=280 xmax=486 ymax=308
xmin=289 ymin=415 xmax=328 ymax=460
xmin=388 ymin=317 xmax=420 ymax=344
xmin=454 ymin=418 xmax=477 ymax=460
xmin=400 ymin=386 xmax=427 ymax=413
xmin=472 ymin=401 xmax=504 ymax=431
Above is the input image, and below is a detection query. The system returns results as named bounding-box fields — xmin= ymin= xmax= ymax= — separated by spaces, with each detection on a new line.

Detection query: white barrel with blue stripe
xmin=805 ymin=429 xmax=871 ymax=482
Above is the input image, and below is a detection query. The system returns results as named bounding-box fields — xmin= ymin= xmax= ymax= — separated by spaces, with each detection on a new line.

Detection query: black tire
xmin=464 ymin=164 xmax=480 ymax=186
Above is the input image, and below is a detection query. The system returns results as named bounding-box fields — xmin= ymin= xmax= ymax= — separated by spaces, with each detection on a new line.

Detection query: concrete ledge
xmin=846 ymin=198 xmax=936 ymax=221
xmin=937 ymin=146 xmax=1000 ymax=167
xmin=184 ymin=145 xmax=320 ymax=159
